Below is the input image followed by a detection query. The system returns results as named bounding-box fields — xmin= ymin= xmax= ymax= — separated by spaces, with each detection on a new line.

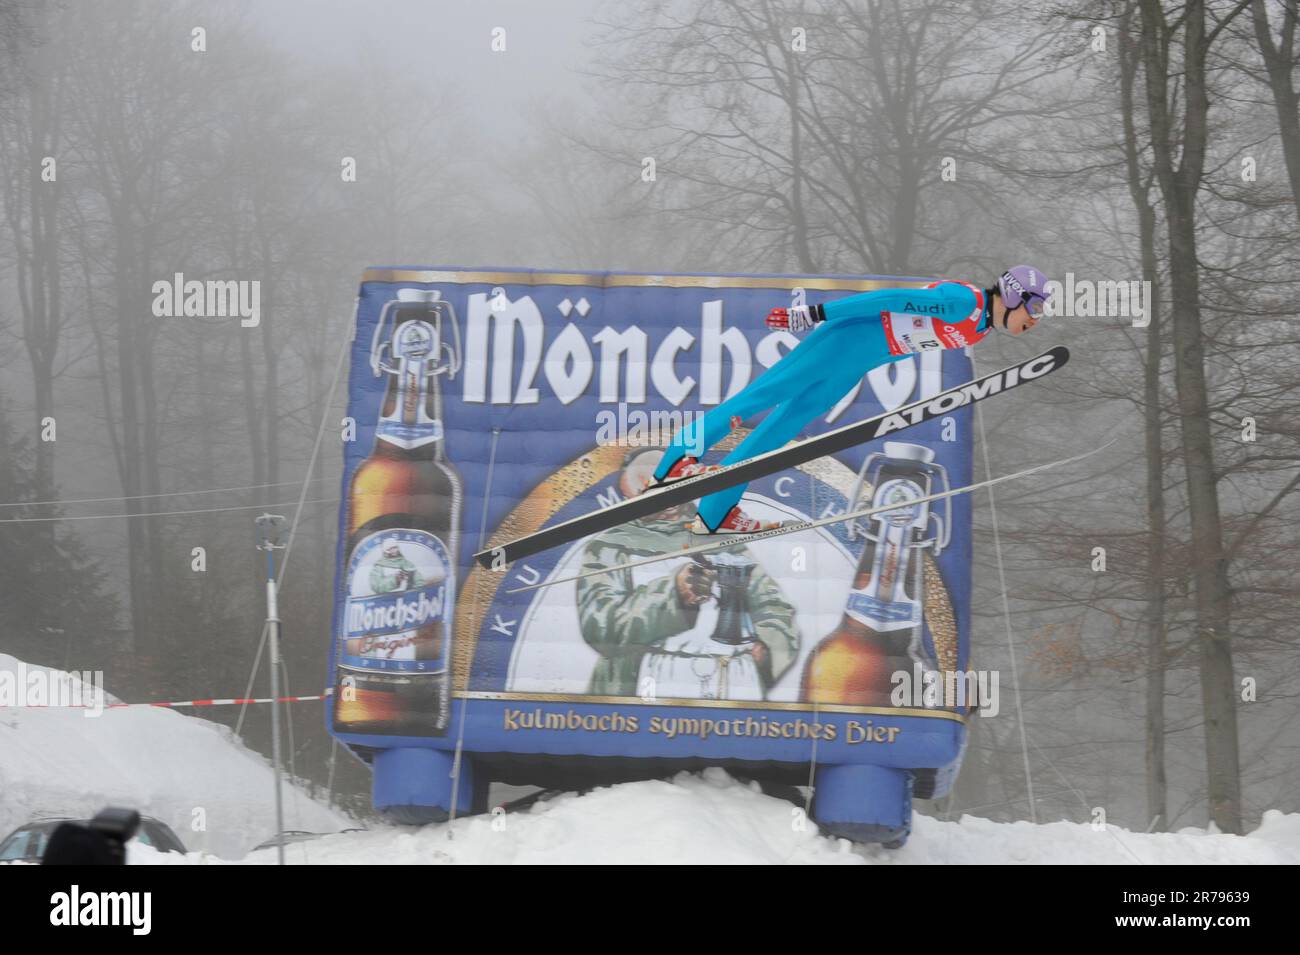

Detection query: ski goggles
xmin=1018 ymin=291 xmax=1049 ymax=319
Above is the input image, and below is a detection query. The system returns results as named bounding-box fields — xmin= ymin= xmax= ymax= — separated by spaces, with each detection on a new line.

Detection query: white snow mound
xmin=127 ymin=767 xmax=1299 ymax=865
xmin=0 ymin=653 xmax=352 ymax=858
xmin=6 ymin=654 xmax=1294 ymax=865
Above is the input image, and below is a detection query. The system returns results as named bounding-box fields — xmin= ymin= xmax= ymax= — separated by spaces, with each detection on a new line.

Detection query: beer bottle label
xmin=340 ymin=528 xmax=454 ymax=672
xmin=843 ymin=477 xmax=925 ymax=632
xmin=375 ymin=318 xmax=445 ymax=450
xmin=844 ymin=588 xmax=922 ymax=632
xmin=376 ymin=416 xmax=444 ymax=450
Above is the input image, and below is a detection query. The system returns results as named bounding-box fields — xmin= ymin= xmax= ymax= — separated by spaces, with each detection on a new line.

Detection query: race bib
xmin=882 ymin=312 xmax=944 ymax=355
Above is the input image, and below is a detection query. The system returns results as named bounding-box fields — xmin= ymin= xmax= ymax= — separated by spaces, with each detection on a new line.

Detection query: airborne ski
xmin=505 ymin=438 xmax=1113 ymax=594
xmin=474 ymin=345 xmax=1068 ymax=569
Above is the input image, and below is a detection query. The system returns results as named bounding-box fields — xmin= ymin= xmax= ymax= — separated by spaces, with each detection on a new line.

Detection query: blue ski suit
xmin=655 ymin=281 xmax=993 ymax=530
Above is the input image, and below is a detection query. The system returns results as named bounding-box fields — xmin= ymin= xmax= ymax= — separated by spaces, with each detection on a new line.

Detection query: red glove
xmin=765 ymin=306 xmax=818 ymax=332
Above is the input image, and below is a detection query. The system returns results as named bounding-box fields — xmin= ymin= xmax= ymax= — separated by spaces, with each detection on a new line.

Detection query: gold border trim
xmin=361 ymin=268 xmax=927 ymax=293
xmin=457 ymin=690 xmax=967 ymax=723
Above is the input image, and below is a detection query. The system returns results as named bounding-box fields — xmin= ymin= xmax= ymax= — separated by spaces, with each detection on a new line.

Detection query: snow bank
xmin=126 ymin=768 xmax=1300 ymax=865
xmin=6 ymin=654 xmax=1294 ymax=866
xmin=0 ymin=653 xmax=352 ymax=858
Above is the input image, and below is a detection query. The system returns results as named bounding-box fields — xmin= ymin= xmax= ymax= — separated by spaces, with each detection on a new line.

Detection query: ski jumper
xmin=656 ymin=281 xmax=992 ymax=530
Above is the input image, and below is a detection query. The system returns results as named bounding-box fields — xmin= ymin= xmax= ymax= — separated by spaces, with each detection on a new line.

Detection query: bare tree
xmin=1135 ymin=0 xmax=1258 ymax=834
xmin=0 ymin=0 xmax=64 ymax=503
xmin=1249 ymin=0 xmax=1300 ymax=220
xmin=1115 ymin=1 xmax=1171 ymax=832
xmin=585 ymin=0 xmax=1077 ymax=276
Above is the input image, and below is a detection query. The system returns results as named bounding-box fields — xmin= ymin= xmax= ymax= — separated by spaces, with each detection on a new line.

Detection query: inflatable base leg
xmin=812 ymin=763 xmax=913 ymax=848
xmin=372 ymin=747 xmax=475 ymax=825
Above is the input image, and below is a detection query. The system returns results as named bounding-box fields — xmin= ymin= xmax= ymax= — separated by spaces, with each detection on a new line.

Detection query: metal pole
xmin=257 ymin=514 xmax=287 ymax=866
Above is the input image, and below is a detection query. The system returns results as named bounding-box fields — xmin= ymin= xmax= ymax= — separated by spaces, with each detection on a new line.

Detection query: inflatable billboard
xmin=327 ymin=266 xmax=978 ymax=846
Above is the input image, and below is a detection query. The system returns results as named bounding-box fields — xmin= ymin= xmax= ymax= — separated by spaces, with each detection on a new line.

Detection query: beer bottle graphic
xmin=335 ymin=288 xmax=463 ymax=736
xmin=800 ymin=442 xmax=950 ymax=707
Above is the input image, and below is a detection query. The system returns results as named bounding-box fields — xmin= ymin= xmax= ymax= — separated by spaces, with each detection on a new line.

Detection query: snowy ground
xmin=4 ymin=654 xmax=1296 ymax=864
xmin=122 ymin=769 xmax=1298 ymax=865
xmin=0 ymin=654 xmax=353 ymax=858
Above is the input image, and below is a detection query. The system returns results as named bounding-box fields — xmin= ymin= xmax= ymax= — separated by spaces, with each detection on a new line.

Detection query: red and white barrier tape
xmin=3 ymin=689 xmax=333 ymax=710
xmin=110 ymin=690 xmax=334 ymax=709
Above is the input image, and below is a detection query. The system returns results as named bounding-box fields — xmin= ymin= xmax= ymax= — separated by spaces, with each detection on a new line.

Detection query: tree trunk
xmin=1138 ymin=0 xmax=1242 ymax=833
xmin=112 ymin=229 xmax=152 ymax=655
xmin=1140 ymin=223 xmax=1168 ymax=832
xmin=1118 ymin=6 xmax=1169 ymax=832
xmin=1250 ymin=0 xmax=1300 ymax=220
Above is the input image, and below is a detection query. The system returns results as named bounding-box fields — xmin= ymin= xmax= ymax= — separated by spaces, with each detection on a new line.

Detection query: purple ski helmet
xmin=997 ymin=264 xmax=1052 ymax=319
